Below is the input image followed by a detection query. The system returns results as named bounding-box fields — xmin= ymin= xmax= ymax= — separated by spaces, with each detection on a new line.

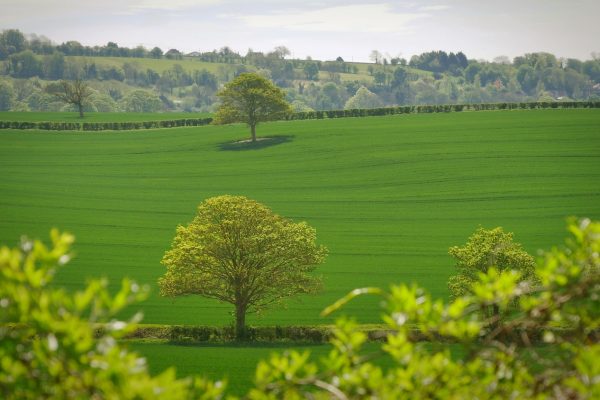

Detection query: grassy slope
xmin=67 ymin=56 xmax=236 ymax=74
xmin=0 ymin=112 xmax=211 ymax=122
xmin=0 ymin=110 xmax=599 ymax=326
xmin=317 ymin=70 xmax=373 ymax=83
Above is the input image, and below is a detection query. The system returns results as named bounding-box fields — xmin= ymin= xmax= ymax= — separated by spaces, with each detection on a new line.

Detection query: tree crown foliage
xmin=213 ymin=73 xmax=291 ymax=141
xmin=448 ymin=226 xmax=537 ymax=301
xmin=344 ymin=86 xmax=382 ymax=109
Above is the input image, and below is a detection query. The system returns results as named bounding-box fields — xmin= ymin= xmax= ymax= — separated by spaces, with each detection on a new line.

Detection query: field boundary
xmin=92 ymin=323 xmax=597 ymax=344
xmin=287 ymin=100 xmax=600 ymax=120
xmin=1 ymin=101 xmax=599 ymax=131
xmin=0 ymin=118 xmax=213 ymax=131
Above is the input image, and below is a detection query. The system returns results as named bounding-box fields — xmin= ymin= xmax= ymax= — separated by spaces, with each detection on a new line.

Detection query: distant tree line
xmin=2 ymin=28 xmax=600 ymax=114
xmin=0 ymin=29 xmax=180 ymax=61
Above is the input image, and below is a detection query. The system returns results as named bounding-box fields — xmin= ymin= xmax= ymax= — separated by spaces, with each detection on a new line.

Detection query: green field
xmin=128 ymin=341 xmax=403 ymax=396
xmin=1 ymin=109 xmax=599 ymax=326
xmin=0 ymin=111 xmax=211 ymax=122
xmin=128 ymin=341 xmax=333 ymax=395
xmin=67 ymin=55 xmax=237 ymax=74
xmin=128 ymin=340 xmax=464 ymax=396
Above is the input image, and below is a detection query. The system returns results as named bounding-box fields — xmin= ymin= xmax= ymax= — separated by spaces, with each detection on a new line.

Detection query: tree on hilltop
xmin=213 ymin=73 xmax=291 ymax=142
xmin=159 ymin=195 xmax=327 ymax=339
xmin=149 ymin=46 xmax=163 ymax=59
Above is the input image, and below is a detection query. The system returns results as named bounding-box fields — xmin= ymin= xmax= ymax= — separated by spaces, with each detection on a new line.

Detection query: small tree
xmin=344 ymin=86 xmax=381 ymax=109
xmin=369 ymin=49 xmax=383 ymax=64
xmin=159 ymin=195 xmax=327 ymax=339
xmin=213 ymin=73 xmax=291 ymax=142
xmin=119 ymin=89 xmax=162 ymax=112
xmin=448 ymin=227 xmax=537 ymax=317
xmin=149 ymin=46 xmax=163 ymax=59
xmin=303 ymin=62 xmax=319 ymax=81
xmin=252 ymin=218 xmax=600 ymax=399
xmin=51 ymin=79 xmax=93 ymax=117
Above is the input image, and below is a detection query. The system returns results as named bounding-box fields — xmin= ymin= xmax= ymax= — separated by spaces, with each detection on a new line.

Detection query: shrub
xmin=0 ymin=230 xmax=225 ymax=399
xmin=250 ymin=218 xmax=600 ymax=399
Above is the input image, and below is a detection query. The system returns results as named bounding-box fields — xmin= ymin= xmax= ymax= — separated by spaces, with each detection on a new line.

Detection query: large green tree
xmin=447 ymin=227 xmax=537 ymax=316
xmin=213 ymin=73 xmax=291 ymax=142
xmin=159 ymin=195 xmax=327 ymax=339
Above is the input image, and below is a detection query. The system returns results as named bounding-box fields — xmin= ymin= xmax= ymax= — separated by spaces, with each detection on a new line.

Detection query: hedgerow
xmin=1 ymin=101 xmax=599 ymax=131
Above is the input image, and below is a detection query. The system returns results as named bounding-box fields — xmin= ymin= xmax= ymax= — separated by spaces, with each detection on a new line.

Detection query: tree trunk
xmin=250 ymin=124 xmax=257 ymax=142
xmin=235 ymin=302 xmax=247 ymax=340
xmin=489 ymin=304 xmax=501 ymax=338
xmin=78 ymin=103 xmax=84 ymax=118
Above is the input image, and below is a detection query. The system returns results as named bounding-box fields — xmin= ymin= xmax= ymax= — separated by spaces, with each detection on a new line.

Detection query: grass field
xmin=67 ymin=56 xmax=238 ymax=75
xmin=1 ymin=109 xmax=599 ymax=327
xmin=128 ymin=340 xmax=464 ymax=396
xmin=0 ymin=111 xmax=211 ymax=122
xmin=128 ymin=341 xmax=400 ymax=396
xmin=129 ymin=341 xmax=334 ymax=395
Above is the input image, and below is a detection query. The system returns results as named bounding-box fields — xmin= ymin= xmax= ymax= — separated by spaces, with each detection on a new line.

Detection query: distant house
xmin=187 ymin=52 xmax=201 ymax=57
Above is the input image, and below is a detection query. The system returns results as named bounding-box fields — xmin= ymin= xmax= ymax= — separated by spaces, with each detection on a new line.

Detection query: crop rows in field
xmin=0 ymin=109 xmax=599 ymax=327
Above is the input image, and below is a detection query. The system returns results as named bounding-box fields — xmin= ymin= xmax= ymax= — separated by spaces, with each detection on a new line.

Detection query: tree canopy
xmin=213 ymin=73 xmax=291 ymax=142
xmin=447 ymin=227 xmax=537 ymax=311
xmin=159 ymin=195 xmax=327 ymax=339
xmin=344 ymin=86 xmax=382 ymax=109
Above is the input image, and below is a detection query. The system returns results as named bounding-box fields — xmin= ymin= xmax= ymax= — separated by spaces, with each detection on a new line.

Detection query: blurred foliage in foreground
xmin=0 ymin=229 xmax=224 ymax=399
xmin=1 ymin=219 xmax=599 ymax=399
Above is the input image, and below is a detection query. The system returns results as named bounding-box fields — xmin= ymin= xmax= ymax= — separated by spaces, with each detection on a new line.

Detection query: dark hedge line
xmin=94 ymin=325 xmax=335 ymax=343
xmin=0 ymin=117 xmax=213 ymax=131
xmin=1 ymin=101 xmax=599 ymax=131
xmin=286 ymin=101 xmax=600 ymax=120
xmin=94 ymin=324 xmax=589 ymax=344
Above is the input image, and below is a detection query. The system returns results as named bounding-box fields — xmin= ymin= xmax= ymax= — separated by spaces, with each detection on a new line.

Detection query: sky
xmin=1 ymin=0 xmax=599 ymax=62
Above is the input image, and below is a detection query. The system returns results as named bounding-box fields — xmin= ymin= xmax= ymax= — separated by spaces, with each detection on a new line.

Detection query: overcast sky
xmin=2 ymin=0 xmax=599 ymax=62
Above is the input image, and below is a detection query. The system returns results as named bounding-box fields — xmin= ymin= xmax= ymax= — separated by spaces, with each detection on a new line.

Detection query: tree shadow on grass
xmin=218 ymin=135 xmax=294 ymax=151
